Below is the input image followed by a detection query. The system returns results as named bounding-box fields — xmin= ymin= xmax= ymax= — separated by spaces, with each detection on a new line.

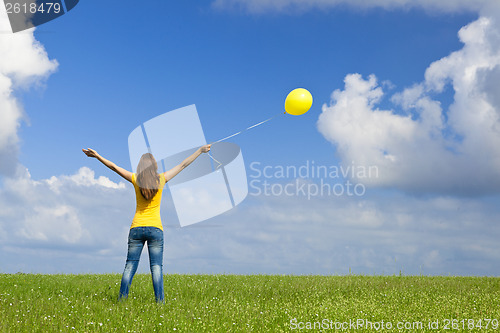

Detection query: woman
xmin=82 ymin=144 xmax=211 ymax=303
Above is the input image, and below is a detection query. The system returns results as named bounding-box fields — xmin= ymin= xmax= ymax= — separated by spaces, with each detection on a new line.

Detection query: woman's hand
xmin=82 ymin=148 xmax=132 ymax=182
xmin=200 ymin=144 xmax=211 ymax=153
xmin=82 ymin=148 xmax=100 ymax=158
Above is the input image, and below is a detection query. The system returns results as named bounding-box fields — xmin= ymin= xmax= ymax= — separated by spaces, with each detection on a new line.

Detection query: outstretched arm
xmin=164 ymin=144 xmax=211 ymax=182
xmin=82 ymin=148 xmax=133 ymax=183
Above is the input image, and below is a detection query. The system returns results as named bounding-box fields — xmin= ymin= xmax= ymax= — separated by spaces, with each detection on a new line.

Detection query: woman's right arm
xmin=82 ymin=148 xmax=133 ymax=183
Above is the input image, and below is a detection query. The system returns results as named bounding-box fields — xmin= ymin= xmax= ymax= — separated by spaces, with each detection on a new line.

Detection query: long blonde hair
xmin=136 ymin=153 xmax=160 ymax=200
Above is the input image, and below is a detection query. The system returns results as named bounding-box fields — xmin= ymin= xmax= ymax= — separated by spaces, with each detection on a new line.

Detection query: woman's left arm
xmin=164 ymin=144 xmax=211 ymax=182
xmin=82 ymin=148 xmax=133 ymax=183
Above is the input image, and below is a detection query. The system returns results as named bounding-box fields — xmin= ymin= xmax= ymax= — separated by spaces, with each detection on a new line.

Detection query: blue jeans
xmin=118 ymin=227 xmax=165 ymax=303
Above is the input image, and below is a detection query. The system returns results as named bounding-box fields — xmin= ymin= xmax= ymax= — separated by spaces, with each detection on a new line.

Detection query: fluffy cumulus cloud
xmin=212 ymin=0 xmax=494 ymax=14
xmin=0 ymin=9 xmax=58 ymax=176
xmin=213 ymin=0 xmax=500 ymax=196
xmin=318 ymin=13 xmax=500 ymax=195
xmin=3 ymin=168 xmax=499 ymax=275
xmin=159 ymin=186 xmax=500 ymax=276
xmin=0 ymin=167 xmax=133 ymax=273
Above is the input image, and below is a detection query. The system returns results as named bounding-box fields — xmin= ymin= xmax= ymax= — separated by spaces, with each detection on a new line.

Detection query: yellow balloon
xmin=285 ymin=88 xmax=313 ymax=115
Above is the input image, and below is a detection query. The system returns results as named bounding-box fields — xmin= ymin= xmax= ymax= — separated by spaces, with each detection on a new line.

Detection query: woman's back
xmin=130 ymin=173 xmax=166 ymax=230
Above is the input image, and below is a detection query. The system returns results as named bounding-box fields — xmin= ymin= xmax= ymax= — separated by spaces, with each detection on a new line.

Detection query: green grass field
xmin=0 ymin=274 xmax=498 ymax=332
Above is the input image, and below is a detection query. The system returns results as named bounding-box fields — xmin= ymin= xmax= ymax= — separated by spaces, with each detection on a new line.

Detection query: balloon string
xmin=208 ymin=152 xmax=222 ymax=169
xmin=213 ymin=112 xmax=285 ymax=143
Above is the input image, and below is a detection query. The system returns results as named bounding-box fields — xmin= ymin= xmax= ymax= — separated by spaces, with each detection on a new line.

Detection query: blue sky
xmin=1 ymin=0 xmax=499 ymax=275
xmin=18 ymin=1 xmax=475 ymax=179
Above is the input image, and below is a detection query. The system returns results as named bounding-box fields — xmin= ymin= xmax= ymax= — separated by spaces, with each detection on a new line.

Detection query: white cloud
xmin=212 ymin=0 xmax=496 ymax=14
xmin=167 ymin=190 xmax=500 ymax=275
xmin=0 ymin=167 xmax=133 ymax=267
xmin=19 ymin=205 xmax=84 ymax=243
xmin=0 ymin=166 xmax=499 ymax=275
xmin=317 ymin=16 xmax=500 ymax=195
xmin=0 ymin=9 xmax=58 ymax=176
xmin=64 ymin=167 xmax=126 ymax=190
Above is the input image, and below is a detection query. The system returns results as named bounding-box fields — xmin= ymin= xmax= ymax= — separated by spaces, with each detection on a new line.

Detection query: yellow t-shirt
xmin=130 ymin=173 xmax=166 ymax=230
